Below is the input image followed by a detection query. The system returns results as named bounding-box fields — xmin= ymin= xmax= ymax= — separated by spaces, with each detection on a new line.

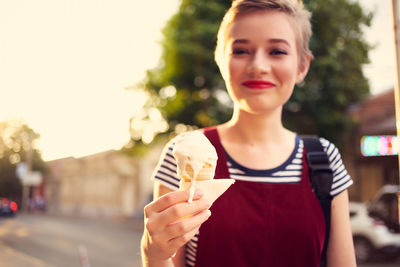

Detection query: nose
xmin=248 ymin=50 xmax=271 ymax=76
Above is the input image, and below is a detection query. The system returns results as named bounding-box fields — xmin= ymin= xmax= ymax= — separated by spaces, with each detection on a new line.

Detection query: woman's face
xmin=222 ymin=10 xmax=309 ymax=115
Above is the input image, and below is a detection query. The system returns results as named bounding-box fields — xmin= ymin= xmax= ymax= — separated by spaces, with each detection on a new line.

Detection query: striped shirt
xmin=152 ymin=133 xmax=353 ymax=267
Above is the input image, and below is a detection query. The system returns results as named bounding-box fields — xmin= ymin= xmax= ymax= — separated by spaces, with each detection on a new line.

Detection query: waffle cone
xmin=179 ymin=179 xmax=235 ymax=206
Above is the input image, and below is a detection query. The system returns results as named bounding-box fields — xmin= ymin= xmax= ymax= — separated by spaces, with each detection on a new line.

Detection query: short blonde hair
xmin=215 ymin=0 xmax=313 ymax=70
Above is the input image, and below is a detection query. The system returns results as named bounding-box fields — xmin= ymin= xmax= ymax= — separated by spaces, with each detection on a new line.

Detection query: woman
xmin=141 ymin=0 xmax=356 ymax=266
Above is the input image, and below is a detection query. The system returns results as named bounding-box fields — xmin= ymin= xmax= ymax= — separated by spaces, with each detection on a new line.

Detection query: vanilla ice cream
xmin=173 ymin=131 xmax=218 ymax=182
xmin=173 ymin=130 xmax=234 ymax=203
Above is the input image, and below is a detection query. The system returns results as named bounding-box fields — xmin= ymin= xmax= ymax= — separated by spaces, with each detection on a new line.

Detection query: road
xmin=0 ymin=213 xmax=399 ymax=267
xmin=359 ymin=255 xmax=400 ymax=267
xmin=0 ymin=213 xmax=144 ymax=267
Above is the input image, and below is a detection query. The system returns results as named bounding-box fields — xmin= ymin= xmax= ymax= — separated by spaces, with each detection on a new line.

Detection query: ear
xmin=296 ymin=54 xmax=311 ymax=84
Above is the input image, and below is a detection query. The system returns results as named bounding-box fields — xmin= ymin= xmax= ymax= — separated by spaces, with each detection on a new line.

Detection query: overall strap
xmin=302 ymin=136 xmax=333 ymax=267
xmin=203 ymin=127 xmax=230 ymax=179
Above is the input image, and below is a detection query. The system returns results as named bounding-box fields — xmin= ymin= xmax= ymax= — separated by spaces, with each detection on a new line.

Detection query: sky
xmin=0 ymin=0 xmax=396 ymax=161
xmin=362 ymin=0 xmax=396 ymax=94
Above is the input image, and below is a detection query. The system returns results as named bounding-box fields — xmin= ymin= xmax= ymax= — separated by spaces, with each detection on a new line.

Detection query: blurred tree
xmin=0 ymin=119 xmax=47 ymax=199
xmin=127 ymin=0 xmax=372 ymax=148
xmin=284 ymin=0 xmax=373 ymax=145
xmin=147 ymin=0 xmax=234 ymax=126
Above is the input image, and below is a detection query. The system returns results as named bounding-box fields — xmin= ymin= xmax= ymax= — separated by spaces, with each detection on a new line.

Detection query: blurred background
xmin=0 ymin=0 xmax=399 ymax=266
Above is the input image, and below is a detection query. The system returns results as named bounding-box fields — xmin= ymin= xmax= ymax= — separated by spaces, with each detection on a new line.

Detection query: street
xmin=0 ymin=213 xmax=399 ymax=267
xmin=0 ymin=213 xmax=144 ymax=267
xmin=358 ymin=254 xmax=400 ymax=267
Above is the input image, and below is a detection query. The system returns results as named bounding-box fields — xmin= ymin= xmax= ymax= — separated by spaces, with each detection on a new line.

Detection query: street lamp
xmin=390 ymin=0 xmax=400 ymax=226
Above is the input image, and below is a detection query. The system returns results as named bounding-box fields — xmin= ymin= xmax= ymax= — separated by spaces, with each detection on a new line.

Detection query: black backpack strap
xmin=302 ymin=136 xmax=333 ymax=267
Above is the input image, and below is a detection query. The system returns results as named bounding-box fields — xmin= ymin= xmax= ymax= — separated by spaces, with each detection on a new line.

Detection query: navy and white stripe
xmin=152 ymin=144 xmax=180 ymax=190
xmin=152 ymin=133 xmax=353 ymax=267
xmin=226 ymin=138 xmax=304 ymax=183
xmin=184 ymin=234 xmax=198 ymax=266
xmin=319 ymin=138 xmax=353 ymax=196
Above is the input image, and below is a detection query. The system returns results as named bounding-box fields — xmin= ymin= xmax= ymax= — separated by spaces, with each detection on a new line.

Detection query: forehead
xmin=225 ymin=10 xmax=297 ymax=46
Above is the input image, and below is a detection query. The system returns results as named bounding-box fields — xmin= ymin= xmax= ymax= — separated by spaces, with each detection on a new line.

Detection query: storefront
xmin=344 ymin=89 xmax=399 ymax=202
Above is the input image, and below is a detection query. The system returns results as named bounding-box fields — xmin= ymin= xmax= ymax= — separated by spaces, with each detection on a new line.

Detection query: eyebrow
xmin=232 ymin=38 xmax=290 ymax=46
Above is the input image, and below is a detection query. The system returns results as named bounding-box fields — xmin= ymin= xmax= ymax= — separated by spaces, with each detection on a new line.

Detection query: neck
xmin=222 ymin=106 xmax=292 ymax=145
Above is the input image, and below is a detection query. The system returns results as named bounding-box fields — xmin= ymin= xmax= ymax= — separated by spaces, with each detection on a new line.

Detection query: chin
xmin=241 ymin=100 xmax=285 ymax=114
xmin=240 ymin=106 xmax=281 ymax=116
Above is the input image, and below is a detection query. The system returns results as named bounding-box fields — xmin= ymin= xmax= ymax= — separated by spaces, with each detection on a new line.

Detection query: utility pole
xmin=390 ymin=0 xmax=400 ymax=224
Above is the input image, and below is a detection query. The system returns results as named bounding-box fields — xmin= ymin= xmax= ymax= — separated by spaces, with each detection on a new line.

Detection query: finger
xmin=167 ymin=210 xmax=211 ymax=247
xmin=164 ymin=209 xmax=212 ymax=240
xmin=168 ymin=227 xmax=200 ymax=251
xmin=145 ymin=188 xmax=203 ymax=216
xmin=144 ymin=198 xmax=209 ymax=239
xmin=146 ymin=209 xmax=211 ymax=255
xmin=156 ymin=198 xmax=211 ymax=225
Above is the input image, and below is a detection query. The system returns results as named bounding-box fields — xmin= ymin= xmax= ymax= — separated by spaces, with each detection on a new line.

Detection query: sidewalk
xmin=0 ymin=241 xmax=55 ymax=267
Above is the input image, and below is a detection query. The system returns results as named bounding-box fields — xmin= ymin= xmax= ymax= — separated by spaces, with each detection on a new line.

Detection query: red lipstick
xmin=242 ymin=80 xmax=275 ymax=89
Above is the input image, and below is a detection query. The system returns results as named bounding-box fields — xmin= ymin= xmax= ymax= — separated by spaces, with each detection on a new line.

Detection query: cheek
xmin=224 ymin=60 xmax=241 ymax=99
xmin=227 ymin=58 xmax=245 ymax=81
xmin=279 ymin=62 xmax=299 ymax=85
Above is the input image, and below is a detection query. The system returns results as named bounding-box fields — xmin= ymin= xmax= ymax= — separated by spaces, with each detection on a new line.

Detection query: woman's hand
xmin=141 ymin=188 xmax=211 ymax=265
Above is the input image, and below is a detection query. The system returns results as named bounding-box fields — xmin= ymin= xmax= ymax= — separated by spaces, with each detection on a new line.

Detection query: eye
xmin=270 ymin=49 xmax=287 ymax=56
xmin=232 ymin=47 xmax=250 ymax=55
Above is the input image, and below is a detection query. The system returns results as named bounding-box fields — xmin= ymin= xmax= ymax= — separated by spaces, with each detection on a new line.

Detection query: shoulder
xmin=317 ymin=137 xmax=345 ymax=173
xmin=301 ymin=136 xmax=353 ymax=197
xmin=151 ymin=135 xmax=182 ymax=191
xmin=300 ymin=136 xmax=342 ymax=162
xmin=318 ymin=137 xmax=340 ymax=155
xmin=319 ymin=138 xmax=353 ymax=196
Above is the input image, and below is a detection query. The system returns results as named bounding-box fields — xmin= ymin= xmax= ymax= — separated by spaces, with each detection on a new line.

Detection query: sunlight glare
xmin=0 ymin=0 xmax=180 ymax=161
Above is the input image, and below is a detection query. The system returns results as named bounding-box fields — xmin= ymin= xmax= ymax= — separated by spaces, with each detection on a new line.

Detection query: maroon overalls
xmin=194 ymin=127 xmax=326 ymax=267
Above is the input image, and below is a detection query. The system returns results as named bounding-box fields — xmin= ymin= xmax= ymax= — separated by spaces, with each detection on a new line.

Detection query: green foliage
xmin=284 ymin=0 xmax=372 ymax=145
xmin=130 ymin=0 xmax=372 ymax=148
xmin=142 ymin=0 xmax=232 ymax=129
xmin=0 ymin=119 xmax=47 ymax=198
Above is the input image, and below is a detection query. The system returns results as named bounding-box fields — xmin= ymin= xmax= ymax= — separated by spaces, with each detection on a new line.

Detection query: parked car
xmin=368 ymin=184 xmax=400 ymax=233
xmin=350 ymin=202 xmax=400 ymax=263
xmin=0 ymin=197 xmax=18 ymax=217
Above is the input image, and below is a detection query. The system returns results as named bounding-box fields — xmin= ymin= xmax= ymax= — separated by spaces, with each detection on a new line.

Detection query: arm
xmin=141 ymin=181 xmax=210 ymax=267
xmin=326 ymin=190 xmax=356 ymax=267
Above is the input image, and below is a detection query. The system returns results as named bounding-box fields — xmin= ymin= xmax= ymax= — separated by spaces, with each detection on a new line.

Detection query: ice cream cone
xmin=173 ymin=130 xmax=233 ymax=204
xmin=179 ymin=179 xmax=235 ymax=205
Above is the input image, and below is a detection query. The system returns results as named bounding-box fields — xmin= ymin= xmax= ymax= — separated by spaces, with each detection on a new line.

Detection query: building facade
xmin=344 ymin=89 xmax=399 ymax=202
xmin=44 ymin=146 xmax=162 ymax=218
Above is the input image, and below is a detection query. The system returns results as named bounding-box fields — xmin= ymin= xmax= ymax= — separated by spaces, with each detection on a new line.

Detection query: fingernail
xmin=207 ymin=210 xmax=212 ymax=217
